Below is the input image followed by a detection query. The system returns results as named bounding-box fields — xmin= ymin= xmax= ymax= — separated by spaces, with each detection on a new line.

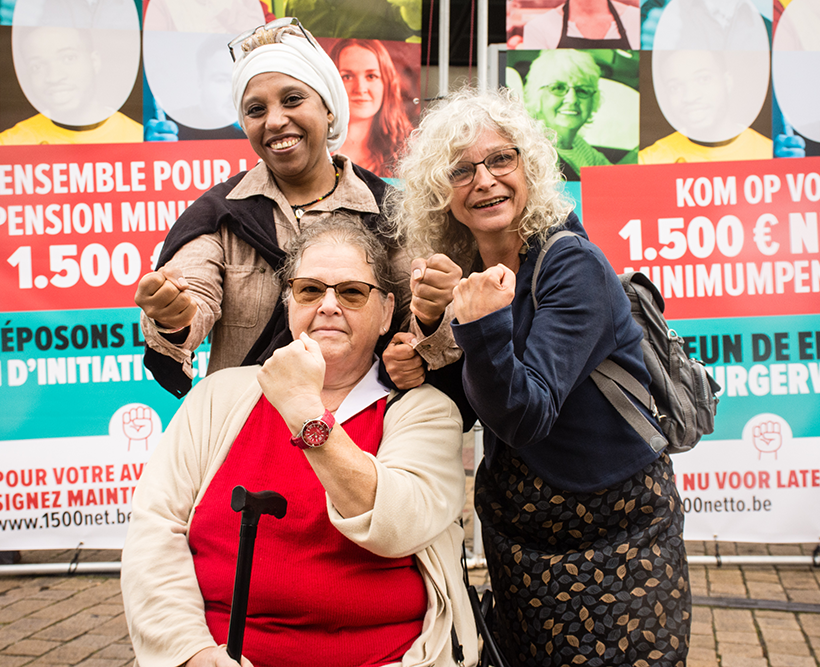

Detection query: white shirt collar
xmin=334 ymin=360 xmax=391 ymax=424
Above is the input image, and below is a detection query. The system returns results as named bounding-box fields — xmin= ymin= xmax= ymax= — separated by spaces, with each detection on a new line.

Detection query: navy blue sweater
xmin=450 ymin=213 xmax=661 ymax=493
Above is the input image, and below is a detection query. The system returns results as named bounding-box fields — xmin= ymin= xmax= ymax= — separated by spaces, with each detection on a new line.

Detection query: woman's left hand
xmin=453 ymin=264 xmax=516 ymax=323
xmin=258 ymin=332 xmax=327 ymax=432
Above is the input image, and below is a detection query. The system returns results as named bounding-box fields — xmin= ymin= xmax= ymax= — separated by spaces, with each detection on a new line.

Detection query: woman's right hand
xmin=187 ymin=646 xmax=253 ymax=667
xmin=134 ymin=266 xmax=198 ymax=331
xmin=409 ymin=254 xmax=462 ymax=331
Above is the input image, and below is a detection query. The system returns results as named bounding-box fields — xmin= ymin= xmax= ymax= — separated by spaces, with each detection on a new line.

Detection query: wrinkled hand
xmin=258 ymin=333 xmax=326 ymax=431
xmin=410 ymin=254 xmax=462 ymax=328
xmin=382 ymin=332 xmax=425 ymax=389
xmin=453 ymin=264 xmax=516 ymax=324
xmin=134 ymin=266 xmax=197 ymax=331
xmin=186 ymin=646 xmax=253 ymax=667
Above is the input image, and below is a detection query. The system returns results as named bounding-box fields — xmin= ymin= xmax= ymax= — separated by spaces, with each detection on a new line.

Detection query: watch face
xmin=302 ymin=420 xmax=330 ymax=447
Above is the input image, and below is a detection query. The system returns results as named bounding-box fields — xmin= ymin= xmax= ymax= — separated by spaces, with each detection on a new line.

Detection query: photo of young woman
xmin=327 ymin=38 xmax=418 ymax=177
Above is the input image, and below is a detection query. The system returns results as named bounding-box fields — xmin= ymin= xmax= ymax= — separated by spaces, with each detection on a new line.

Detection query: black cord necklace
xmin=291 ymin=170 xmax=340 ymax=219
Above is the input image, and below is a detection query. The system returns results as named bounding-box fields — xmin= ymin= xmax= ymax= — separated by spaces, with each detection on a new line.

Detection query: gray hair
xmin=279 ymin=214 xmax=399 ymax=304
xmin=387 ymin=86 xmax=573 ymax=271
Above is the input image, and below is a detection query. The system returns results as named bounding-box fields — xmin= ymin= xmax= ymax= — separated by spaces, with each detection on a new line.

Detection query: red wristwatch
xmin=290 ymin=409 xmax=335 ymax=449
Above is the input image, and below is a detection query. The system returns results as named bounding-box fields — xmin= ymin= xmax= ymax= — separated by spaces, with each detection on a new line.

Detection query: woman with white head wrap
xmin=133 ymin=19 xmax=406 ymax=398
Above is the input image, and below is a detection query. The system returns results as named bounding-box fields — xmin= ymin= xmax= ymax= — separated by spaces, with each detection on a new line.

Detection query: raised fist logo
xmin=122 ymin=406 xmax=154 ymax=451
xmin=753 ymin=421 xmax=782 ymax=460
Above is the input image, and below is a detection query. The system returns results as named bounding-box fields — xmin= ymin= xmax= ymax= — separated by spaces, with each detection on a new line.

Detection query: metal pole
xmin=477 ymin=0 xmax=488 ymax=92
xmin=472 ymin=423 xmax=484 ymax=559
xmin=438 ymin=0 xmax=450 ymax=97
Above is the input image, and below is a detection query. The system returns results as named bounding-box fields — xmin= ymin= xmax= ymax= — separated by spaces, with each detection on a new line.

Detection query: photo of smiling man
xmin=639 ymin=49 xmax=772 ymax=164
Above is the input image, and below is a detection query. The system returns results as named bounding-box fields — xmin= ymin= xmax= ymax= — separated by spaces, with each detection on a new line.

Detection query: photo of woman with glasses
xmin=329 ymin=38 xmax=416 ymax=178
xmin=133 ymin=19 xmax=413 ymax=398
xmin=520 ymin=49 xmax=638 ymax=180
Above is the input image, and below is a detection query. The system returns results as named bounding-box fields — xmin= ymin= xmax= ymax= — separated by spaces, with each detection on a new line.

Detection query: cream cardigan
xmin=121 ymin=365 xmax=478 ymax=667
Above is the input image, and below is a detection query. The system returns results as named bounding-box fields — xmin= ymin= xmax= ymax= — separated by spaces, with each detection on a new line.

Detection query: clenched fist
xmin=453 ymin=264 xmax=516 ymax=324
xmin=135 ymin=266 xmax=197 ymax=331
xmin=409 ymin=254 xmax=462 ymax=328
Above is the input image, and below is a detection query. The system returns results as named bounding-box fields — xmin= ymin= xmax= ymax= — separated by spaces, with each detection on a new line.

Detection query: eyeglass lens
xmin=448 ymin=148 xmax=520 ymax=186
xmin=289 ymin=278 xmax=378 ymax=308
xmin=544 ymin=82 xmax=595 ymax=99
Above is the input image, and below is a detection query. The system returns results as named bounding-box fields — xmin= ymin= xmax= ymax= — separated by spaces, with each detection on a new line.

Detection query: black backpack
xmin=533 ymin=231 xmax=721 ymax=454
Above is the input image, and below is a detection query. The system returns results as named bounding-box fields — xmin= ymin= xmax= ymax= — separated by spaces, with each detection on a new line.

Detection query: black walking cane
xmin=226 ymin=485 xmax=287 ymax=663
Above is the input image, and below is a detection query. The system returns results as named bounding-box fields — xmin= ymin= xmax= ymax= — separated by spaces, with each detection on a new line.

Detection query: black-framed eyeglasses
xmin=448 ymin=147 xmax=521 ymax=187
xmin=228 ymin=17 xmax=316 ymax=63
xmin=288 ymin=278 xmax=385 ymax=309
xmin=541 ymin=82 xmax=596 ymax=99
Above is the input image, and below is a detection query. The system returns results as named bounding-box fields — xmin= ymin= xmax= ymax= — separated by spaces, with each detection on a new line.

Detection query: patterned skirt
xmin=475 ymin=449 xmax=690 ymax=667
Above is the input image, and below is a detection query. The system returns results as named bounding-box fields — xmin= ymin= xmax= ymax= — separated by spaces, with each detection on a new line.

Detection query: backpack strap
xmin=529 ymin=230 xmax=668 ymax=453
xmin=531 ymin=230 xmax=578 ymax=309
xmin=590 ymin=362 xmax=668 ymax=453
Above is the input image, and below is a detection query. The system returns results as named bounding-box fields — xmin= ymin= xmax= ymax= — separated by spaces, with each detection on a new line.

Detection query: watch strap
xmin=290 ymin=409 xmax=335 ymax=449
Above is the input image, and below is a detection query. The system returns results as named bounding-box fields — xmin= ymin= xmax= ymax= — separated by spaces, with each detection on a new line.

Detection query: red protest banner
xmin=0 ymin=139 xmax=258 ymax=313
xmin=581 ymin=158 xmax=820 ymax=320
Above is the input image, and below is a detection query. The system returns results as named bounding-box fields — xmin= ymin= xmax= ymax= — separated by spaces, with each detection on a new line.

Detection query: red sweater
xmin=188 ymin=397 xmax=427 ymax=667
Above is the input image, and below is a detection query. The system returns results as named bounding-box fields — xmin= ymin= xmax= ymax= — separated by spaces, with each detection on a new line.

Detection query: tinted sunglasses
xmin=288 ymin=278 xmax=385 ymax=309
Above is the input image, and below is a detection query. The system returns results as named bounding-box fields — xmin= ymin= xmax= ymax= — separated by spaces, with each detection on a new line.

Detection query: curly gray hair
xmin=387 ymin=86 xmax=573 ymax=271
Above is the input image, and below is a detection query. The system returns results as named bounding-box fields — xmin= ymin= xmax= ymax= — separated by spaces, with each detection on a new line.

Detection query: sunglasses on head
xmin=228 ymin=17 xmax=316 ymax=63
xmin=288 ymin=278 xmax=385 ymax=309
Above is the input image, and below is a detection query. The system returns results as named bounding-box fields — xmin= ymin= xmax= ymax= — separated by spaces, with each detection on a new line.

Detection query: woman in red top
xmin=121 ymin=218 xmax=477 ymax=667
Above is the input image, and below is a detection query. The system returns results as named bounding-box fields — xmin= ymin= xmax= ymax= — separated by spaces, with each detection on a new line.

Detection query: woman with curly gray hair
xmin=386 ymin=87 xmax=690 ymax=667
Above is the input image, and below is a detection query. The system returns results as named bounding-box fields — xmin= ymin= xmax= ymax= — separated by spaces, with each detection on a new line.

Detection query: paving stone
xmin=767 ymin=655 xmax=819 ymax=667
xmin=45 ymin=633 xmax=116 ymax=663
xmin=800 ymin=613 xmax=820 ymax=635
xmin=685 ymin=659 xmax=720 ymax=667
xmin=93 ymin=644 xmax=134 ymax=661
xmin=73 ymin=659 xmax=130 ymax=667
xmin=0 ymin=600 xmax=55 ymax=623
xmin=719 ymin=655 xmax=768 ymax=667
xmin=0 ymin=618 xmax=54 ymax=639
xmin=0 ymin=655 xmax=36 ymax=667
xmin=755 ymin=610 xmax=803 ymax=629
xmin=689 ymin=633 xmax=716 ymax=649
xmin=759 ymin=629 xmax=810 ymax=646
xmin=716 ymin=641 xmax=764 ymax=658
xmin=788 ymin=589 xmax=820 ymax=604
xmin=715 ymin=630 xmax=759 ymax=644
xmin=1 ymin=640 xmax=61 ymax=658
xmin=32 ymin=611 xmax=112 ymax=643
xmin=712 ymin=608 xmax=756 ymax=632
xmin=766 ymin=638 xmax=811 ymax=656
xmin=87 ymin=616 xmax=127 ymax=640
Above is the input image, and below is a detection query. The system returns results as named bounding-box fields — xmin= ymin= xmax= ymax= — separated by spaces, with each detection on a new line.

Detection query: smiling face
xmin=287 ymin=242 xmax=394 ymax=379
xmin=241 ymin=72 xmax=333 ymax=182
xmin=447 ymin=128 xmax=529 ymax=245
xmin=338 ymin=45 xmax=384 ymax=122
xmin=536 ymin=70 xmax=597 ymax=143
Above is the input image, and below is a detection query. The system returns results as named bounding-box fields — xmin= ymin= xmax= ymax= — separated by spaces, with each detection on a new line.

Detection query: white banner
xmin=0 ymin=403 xmax=160 ymax=549
xmin=674 ymin=412 xmax=820 ymax=542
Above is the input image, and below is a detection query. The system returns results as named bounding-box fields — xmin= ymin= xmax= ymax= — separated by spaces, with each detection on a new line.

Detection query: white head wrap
xmin=231 ymin=28 xmax=349 ymax=152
